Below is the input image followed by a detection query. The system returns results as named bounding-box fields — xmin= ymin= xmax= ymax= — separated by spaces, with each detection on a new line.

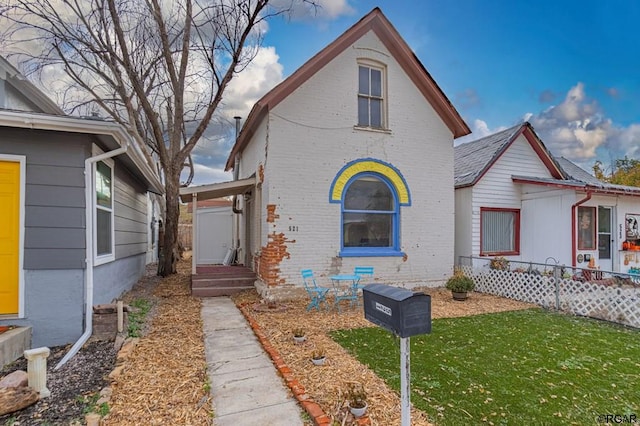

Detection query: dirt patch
xmin=233 ymin=287 xmax=536 ymax=425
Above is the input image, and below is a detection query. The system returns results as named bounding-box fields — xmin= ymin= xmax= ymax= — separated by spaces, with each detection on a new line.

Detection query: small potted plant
xmin=345 ymin=382 xmax=367 ymax=417
xmin=445 ymin=270 xmax=475 ymax=301
xmin=292 ymin=328 xmax=306 ymax=344
xmin=489 ymin=256 xmax=510 ymax=271
xmin=310 ymin=347 xmax=326 ymax=366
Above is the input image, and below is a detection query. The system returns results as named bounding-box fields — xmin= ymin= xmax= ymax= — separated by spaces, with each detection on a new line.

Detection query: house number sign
xmin=288 ymin=226 xmax=299 ymax=232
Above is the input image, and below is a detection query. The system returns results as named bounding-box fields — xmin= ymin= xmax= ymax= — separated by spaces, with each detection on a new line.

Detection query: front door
xmin=0 ymin=159 xmax=21 ymax=315
xmin=598 ymin=206 xmax=613 ymax=271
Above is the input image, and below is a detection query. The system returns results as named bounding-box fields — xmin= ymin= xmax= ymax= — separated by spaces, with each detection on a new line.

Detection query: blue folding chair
xmin=353 ymin=266 xmax=374 ymax=306
xmin=354 ymin=266 xmax=374 ymax=290
xmin=301 ymin=269 xmax=330 ymax=311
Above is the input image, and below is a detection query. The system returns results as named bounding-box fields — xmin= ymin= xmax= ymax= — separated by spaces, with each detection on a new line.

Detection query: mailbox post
xmin=363 ymin=284 xmax=431 ymax=426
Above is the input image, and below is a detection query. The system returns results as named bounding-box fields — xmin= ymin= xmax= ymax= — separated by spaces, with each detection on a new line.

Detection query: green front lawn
xmin=331 ymin=309 xmax=640 ymax=425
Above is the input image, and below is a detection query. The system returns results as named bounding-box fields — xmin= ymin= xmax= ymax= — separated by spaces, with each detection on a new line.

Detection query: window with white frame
xmin=480 ymin=208 xmax=520 ymax=256
xmin=95 ymin=158 xmax=115 ymax=263
xmin=357 ymin=63 xmax=385 ymax=129
xmin=341 ymin=174 xmax=400 ymax=256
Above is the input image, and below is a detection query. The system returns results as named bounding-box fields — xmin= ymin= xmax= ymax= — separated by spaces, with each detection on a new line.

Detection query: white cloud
xmin=269 ymin=0 xmax=355 ymax=20
xmin=454 ymin=119 xmax=507 ymax=145
xmin=223 ymin=46 xmax=284 ymax=120
xmin=527 ymin=83 xmax=613 ymax=162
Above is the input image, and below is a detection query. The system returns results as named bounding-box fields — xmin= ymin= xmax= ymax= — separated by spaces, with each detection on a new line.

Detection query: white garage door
xmin=196 ymin=207 xmax=233 ymax=265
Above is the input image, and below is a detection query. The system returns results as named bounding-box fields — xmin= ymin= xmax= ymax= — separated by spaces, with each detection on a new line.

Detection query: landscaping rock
xmin=0 ymin=370 xmax=28 ymax=388
xmin=0 ymin=387 xmax=39 ymax=416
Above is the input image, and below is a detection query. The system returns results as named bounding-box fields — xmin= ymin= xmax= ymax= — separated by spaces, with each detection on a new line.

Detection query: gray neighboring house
xmin=0 ymin=56 xmax=163 ymax=348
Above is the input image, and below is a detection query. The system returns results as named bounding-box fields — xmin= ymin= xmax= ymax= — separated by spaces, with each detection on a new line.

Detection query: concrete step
xmin=0 ymin=326 xmax=32 ymax=369
xmin=192 ymin=276 xmax=256 ymax=288
xmin=192 ymin=285 xmax=255 ymax=297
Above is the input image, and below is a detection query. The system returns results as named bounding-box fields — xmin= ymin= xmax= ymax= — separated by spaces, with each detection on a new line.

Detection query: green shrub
xmin=445 ymin=271 xmax=475 ymax=292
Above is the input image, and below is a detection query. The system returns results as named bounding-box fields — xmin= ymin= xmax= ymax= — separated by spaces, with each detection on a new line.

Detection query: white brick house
xmin=187 ymin=8 xmax=470 ymax=297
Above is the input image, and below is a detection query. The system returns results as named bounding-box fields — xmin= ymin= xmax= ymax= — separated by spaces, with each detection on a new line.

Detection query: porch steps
xmin=0 ymin=326 xmax=31 ymax=369
xmin=191 ymin=266 xmax=256 ymax=297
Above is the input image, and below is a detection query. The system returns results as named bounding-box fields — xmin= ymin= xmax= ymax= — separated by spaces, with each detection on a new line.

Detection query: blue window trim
xmin=338 ymin=172 xmax=404 ymax=257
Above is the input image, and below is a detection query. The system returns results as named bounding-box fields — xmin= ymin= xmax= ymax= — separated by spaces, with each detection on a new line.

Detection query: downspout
xmin=232 ymin=116 xmax=242 ymax=260
xmin=571 ymin=191 xmax=593 ymax=268
xmin=56 ymin=143 xmax=128 ymax=369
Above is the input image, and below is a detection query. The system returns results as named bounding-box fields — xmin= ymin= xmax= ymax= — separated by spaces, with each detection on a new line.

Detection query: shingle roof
xmin=454 ymin=123 xmax=524 ymax=187
xmin=555 ymin=157 xmax=640 ymax=194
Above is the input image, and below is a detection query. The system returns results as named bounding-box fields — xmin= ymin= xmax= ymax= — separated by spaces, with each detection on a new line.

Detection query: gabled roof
xmin=225 ymin=7 xmax=470 ymax=171
xmin=0 ymin=56 xmax=64 ymax=115
xmin=454 ymin=122 xmax=564 ymax=188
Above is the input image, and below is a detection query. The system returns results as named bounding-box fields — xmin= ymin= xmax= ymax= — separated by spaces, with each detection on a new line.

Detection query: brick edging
xmin=238 ymin=304 xmax=372 ymax=426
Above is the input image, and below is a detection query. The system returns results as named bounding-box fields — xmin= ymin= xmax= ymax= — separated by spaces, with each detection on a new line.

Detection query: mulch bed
xmin=0 ymin=258 xmax=536 ymax=426
xmin=233 ymin=287 xmax=536 ymax=425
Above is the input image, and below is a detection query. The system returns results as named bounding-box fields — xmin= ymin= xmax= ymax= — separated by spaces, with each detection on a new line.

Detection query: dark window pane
xmin=358 ymin=66 xmax=369 ymax=95
xmin=343 ymin=213 xmax=392 ymax=247
xmin=598 ymin=207 xmax=611 ymax=233
xmin=97 ymin=209 xmax=112 ymax=255
xmin=370 ymin=99 xmax=382 ymax=128
xmin=598 ymin=237 xmax=611 ymax=259
xmin=344 ymin=178 xmax=392 ymax=210
xmin=358 ymin=97 xmax=369 ymax=126
xmin=371 ymin=69 xmax=382 ymax=97
xmin=96 ymin=161 xmax=112 ymax=208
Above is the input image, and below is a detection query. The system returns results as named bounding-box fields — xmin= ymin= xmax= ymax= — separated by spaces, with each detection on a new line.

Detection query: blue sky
xmin=193 ymin=1 xmax=640 ymax=184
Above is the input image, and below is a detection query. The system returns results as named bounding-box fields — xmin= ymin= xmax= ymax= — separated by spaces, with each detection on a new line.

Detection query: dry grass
xmin=234 ymin=288 xmax=535 ymax=425
xmin=103 ymin=260 xmax=212 ymax=426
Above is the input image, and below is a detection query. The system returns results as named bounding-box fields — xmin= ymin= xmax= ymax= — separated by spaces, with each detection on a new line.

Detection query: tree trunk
xmin=158 ymin=170 xmax=181 ymax=277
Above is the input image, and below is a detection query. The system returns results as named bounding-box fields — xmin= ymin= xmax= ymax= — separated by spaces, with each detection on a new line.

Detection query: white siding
xmin=245 ymin=30 xmax=455 ymax=288
xmin=454 ymin=187 xmax=473 ymax=263
xmin=470 ymin=134 xmax=556 ymax=259
xmin=520 ymin=187 xmax=574 ymax=265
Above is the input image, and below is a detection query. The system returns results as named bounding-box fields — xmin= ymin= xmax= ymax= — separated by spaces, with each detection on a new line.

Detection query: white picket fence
xmin=458 ymin=257 xmax=640 ymax=329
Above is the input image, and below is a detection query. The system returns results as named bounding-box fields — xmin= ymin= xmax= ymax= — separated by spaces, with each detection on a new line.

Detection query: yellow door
xmin=0 ymin=160 xmax=20 ymax=314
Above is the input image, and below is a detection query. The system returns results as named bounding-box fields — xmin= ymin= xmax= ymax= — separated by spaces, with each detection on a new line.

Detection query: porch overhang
xmin=179 ymin=176 xmax=256 ymax=203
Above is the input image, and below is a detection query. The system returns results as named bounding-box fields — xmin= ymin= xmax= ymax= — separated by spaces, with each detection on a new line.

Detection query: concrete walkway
xmin=201 ymin=297 xmax=305 ymax=426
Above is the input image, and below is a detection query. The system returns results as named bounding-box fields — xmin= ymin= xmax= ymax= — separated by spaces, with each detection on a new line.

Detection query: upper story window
xmin=357 ymin=63 xmax=385 ymax=129
xmin=480 ymin=207 xmax=520 ymax=256
xmin=341 ymin=174 xmax=401 ymax=256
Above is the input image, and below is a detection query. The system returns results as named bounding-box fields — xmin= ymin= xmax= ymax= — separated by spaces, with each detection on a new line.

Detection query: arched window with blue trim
xmin=341 ymin=173 xmax=400 ymax=256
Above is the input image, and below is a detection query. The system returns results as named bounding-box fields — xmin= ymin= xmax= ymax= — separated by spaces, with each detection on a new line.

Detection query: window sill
xmin=94 ymin=254 xmax=115 ymax=266
xmin=353 ymin=125 xmax=392 ymax=135
xmin=339 ymin=248 xmax=405 ymax=258
xmin=480 ymin=252 xmax=519 ymax=257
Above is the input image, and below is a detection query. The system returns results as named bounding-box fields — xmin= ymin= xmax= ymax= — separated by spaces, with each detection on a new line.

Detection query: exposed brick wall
xmin=256 ymin=204 xmax=295 ymax=287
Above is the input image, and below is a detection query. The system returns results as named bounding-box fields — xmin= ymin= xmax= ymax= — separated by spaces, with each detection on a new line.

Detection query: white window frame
xmin=356 ymin=60 xmax=387 ymax=130
xmin=93 ymin=146 xmax=115 ymax=265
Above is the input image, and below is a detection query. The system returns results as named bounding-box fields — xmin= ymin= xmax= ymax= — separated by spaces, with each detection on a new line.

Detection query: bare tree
xmin=1 ymin=0 xmax=311 ymax=275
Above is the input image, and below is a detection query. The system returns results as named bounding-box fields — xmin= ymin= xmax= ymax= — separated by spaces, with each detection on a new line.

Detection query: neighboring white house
xmin=182 ymin=7 xmax=470 ymax=297
xmin=454 ymin=121 xmax=640 ymax=274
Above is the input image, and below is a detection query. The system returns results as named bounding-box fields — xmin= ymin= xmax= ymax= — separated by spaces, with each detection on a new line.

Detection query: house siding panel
xmin=471 ymin=134 xmax=555 ymax=259
xmin=113 ymin=164 xmax=148 ymax=260
xmin=454 ymin=187 xmax=473 ymax=263
xmin=248 ymin=30 xmax=455 ymax=289
xmin=0 ymin=128 xmax=88 ymax=269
